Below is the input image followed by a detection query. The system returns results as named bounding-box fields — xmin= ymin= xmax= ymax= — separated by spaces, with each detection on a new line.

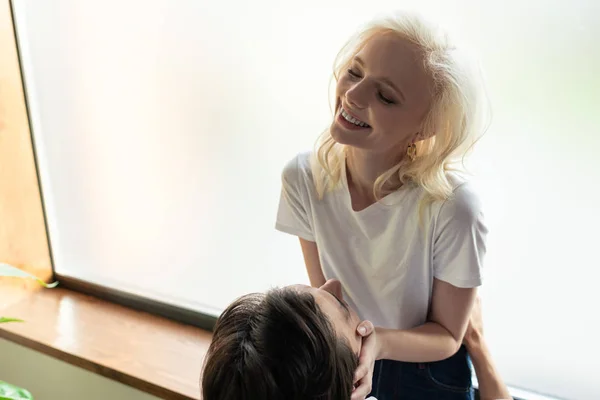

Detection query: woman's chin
xmin=329 ymin=124 xmax=345 ymax=143
xmin=330 ymin=123 xmax=370 ymax=147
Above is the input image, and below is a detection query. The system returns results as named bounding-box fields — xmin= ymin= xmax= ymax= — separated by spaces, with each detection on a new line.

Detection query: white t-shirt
xmin=275 ymin=151 xmax=487 ymax=330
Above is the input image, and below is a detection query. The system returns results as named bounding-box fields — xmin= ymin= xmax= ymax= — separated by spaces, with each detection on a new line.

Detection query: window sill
xmin=1 ymin=281 xmax=557 ymax=400
xmin=0 ymin=281 xmax=211 ymax=400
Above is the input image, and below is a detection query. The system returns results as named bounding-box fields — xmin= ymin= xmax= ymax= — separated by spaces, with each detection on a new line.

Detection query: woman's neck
xmin=345 ymin=147 xmax=404 ymax=201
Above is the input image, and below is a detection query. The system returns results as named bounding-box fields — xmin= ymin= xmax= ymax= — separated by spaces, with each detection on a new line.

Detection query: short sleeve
xmin=275 ymin=155 xmax=315 ymax=241
xmin=432 ymin=182 xmax=488 ymax=288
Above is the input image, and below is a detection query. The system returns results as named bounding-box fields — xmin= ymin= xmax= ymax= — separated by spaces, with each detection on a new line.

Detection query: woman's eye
xmin=345 ymin=69 xmax=396 ymax=105
xmin=347 ymin=68 xmax=361 ymax=78
xmin=379 ymin=92 xmax=395 ymax=105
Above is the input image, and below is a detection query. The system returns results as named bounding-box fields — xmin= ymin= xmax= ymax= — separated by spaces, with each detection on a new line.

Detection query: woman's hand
xmin=351 ymin=320 xmax=380 ymax=400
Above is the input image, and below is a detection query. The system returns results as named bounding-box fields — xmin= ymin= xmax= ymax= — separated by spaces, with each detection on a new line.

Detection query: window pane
xmin=13 ymin=1 xmax=599 ymax=398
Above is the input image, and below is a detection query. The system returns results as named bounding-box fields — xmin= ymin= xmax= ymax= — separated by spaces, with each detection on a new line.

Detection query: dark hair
xmin=201 ymin=287 xmax=358 ymax=400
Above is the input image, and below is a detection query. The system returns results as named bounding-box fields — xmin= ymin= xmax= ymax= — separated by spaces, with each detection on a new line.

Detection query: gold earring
xmin=407 ymin=143 xmax=417 ymax=161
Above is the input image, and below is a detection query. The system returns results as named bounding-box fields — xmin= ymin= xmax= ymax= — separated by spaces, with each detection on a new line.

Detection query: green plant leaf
xmin=0 ymin=263 xmax=58 ymax=288
xmin=0 ymin=381 xmax=33 ymax=400
xmin=0 ymin=317 xmax=24 ymax=324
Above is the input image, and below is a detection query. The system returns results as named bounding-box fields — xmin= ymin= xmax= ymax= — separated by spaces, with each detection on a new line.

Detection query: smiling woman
xmin=277 ymin=10 xmax=488 ymax=400
xmin=330 ymin=35 xmax=434 ymax=154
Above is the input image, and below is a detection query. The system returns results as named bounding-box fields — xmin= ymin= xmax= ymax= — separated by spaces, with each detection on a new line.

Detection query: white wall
xmin=0 ymin=338 xmax=161 ymax=400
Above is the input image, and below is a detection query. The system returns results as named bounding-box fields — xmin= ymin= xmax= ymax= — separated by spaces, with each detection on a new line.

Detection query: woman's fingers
xmin=357 ymin=320 xmax=375 ymax=337
xmin=350 ymin=378 xmax=372 ymax=400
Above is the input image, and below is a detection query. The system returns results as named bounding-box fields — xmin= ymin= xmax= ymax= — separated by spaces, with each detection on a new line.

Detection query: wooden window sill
xmin=0 ymin=282 xmax=212 ymax=400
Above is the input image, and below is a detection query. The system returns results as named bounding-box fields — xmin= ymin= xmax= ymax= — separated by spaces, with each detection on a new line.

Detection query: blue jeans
xmin=368 ymin=345 xmax=474 ymax=400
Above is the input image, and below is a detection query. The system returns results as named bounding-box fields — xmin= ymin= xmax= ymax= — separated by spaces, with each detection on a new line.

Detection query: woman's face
xmin=294 ymin=279 xmax=362 ymax=356
xmin=330 ymin=33 xmax=434 ymax=158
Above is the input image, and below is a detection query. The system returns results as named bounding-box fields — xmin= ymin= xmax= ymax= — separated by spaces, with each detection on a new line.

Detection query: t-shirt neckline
xmin=340 ymin=156 xmax=409 ymax=215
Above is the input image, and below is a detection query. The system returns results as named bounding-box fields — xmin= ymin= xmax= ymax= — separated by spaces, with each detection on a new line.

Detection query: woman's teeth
xmin=341 ymin=109 xmax=370 ymax=128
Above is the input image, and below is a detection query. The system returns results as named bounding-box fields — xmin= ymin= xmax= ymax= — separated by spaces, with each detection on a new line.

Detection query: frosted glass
xmin=12 ymin=1 xmax=600 ymax=398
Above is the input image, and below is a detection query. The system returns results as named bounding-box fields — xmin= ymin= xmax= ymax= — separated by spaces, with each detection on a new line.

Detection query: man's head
xmin=201 ymin=279 xmax=362 ymax=400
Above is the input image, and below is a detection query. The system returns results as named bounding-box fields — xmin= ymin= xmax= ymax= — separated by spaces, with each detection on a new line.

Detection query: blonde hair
xmin=312 ymin=11 xmax=490 ymax=206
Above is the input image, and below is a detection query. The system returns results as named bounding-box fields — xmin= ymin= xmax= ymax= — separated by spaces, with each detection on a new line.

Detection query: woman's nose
xmin=345 ymin=84 xmax=367 ymax=110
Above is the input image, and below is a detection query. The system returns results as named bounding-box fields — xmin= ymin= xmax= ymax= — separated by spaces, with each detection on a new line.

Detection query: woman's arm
xmin=299 ymin=238 xmax=326 ymax=288
xmin=375 ymin=183 xmax=487 ymax=362
xmin=376 ymin=279 xmax=476 ymax=362
xmin=464 ymin=297 xmax=512 ymax=400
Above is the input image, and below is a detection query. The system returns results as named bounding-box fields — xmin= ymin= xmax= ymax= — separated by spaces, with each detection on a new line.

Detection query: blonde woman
xmin=276 ymin=10 xmax=490 ymax=400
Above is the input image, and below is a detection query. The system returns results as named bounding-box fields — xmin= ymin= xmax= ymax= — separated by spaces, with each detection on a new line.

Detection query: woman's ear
xmin=412 ymin=132 xmax=424 ymax=144
xmin=413 ymin=130 xmax=434 ymax=143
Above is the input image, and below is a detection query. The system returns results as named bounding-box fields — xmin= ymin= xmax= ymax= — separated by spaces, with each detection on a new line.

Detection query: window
xmin=12 ymin=1 xmax=599 ymax=399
